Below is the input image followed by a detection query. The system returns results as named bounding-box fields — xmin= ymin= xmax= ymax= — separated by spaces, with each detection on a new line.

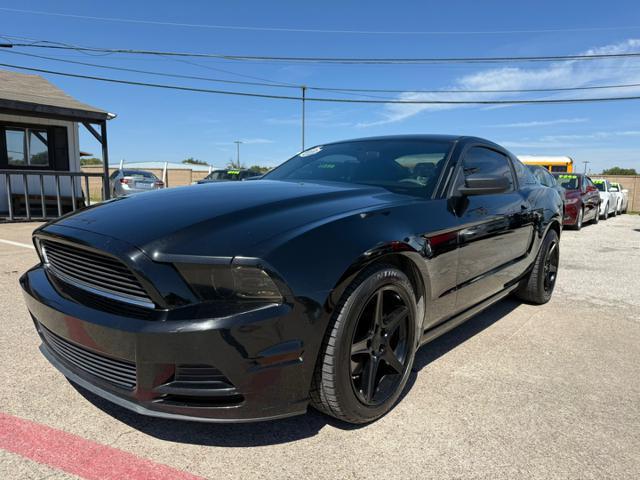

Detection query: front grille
xmin=40 ymin=239 xmax=154 ymax=308
xmin=40 ymin=325 xmax=137 ymax=390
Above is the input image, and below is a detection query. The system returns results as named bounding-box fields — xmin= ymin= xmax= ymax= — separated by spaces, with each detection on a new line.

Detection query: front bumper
xmin=20 ymin=266 xmax=313 ymax=423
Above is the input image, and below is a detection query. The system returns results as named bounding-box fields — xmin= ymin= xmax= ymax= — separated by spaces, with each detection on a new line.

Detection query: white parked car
xmin=591 ymin=178 xmax=622 ymax=219
xmin=611 ymin=182 xmax=629 ymax=214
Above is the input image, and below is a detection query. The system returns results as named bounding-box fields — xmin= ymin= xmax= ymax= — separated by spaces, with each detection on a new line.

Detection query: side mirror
xmin=622 ymin=189 xmax=629 ymax=194
xmin=459 ymin=174 xmax=510 ymax=196
xmin=587 ymin=185 xmax=597 ymax=192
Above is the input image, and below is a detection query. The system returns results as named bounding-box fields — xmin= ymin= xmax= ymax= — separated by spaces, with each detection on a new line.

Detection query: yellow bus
xmin=518 ymin=155 xmax=574 ymax=173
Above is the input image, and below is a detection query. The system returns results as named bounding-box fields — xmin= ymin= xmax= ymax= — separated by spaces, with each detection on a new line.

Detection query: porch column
xmin=100 ymin=120 xmax=110 ymax=200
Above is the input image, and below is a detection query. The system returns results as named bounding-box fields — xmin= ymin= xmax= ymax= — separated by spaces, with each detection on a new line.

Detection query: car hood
xmin=51 ymin=180 xmax=410 ymax=258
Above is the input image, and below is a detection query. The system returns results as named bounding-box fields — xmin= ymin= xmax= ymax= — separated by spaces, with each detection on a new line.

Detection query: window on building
xmin=5 ymin=128 xmax=49 ymax=167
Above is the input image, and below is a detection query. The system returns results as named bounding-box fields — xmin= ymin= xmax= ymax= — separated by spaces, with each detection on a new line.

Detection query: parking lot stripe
xmin=0 ymin=412 xmax=206 ymax=480
xmin=0 ymin=239 xmax=35 ymax=250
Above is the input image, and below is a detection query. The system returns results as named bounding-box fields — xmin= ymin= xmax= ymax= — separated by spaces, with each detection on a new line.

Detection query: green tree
xmin=80 ymin=157 xmax=103 ymax=166
xmin=601 ymin=166 xmax=637 ymax=175
xmin=249 ymin=165 xmax=271 ymax=174
xmin=227 ymin=158 xmax=245 ymax=169
xmin=182 ymin=157 xmax=208 ymax=166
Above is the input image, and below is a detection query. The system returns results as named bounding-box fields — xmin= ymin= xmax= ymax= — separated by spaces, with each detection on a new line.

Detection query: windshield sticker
xmin=592 ymin=179 xmax=605 ymax=184
xmin=299 ymin=146 xmax=323 ymax=157
xmin=226 ymin=170 xmax=240 ymax=175
xmin=317 ymin=163 xmax=335 ymax=169
xmin=558 ymin=175 xmax=577 ymax=179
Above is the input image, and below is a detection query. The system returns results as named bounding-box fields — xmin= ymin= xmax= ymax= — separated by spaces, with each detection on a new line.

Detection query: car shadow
xmin=70 ymin=297 xmax=522 ymax=447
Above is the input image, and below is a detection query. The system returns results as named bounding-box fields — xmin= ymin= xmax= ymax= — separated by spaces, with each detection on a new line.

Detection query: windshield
xmin=263 ymin=139 xmax=453 ymax=198
xmin=553 ymin=174 xmax=580 ymax=190
xmin=205 ymin=170 xmax=256 ymax=181
xmin=123 ymin=170 xmax=157 ymax=180
xmin=592 ymin=179 xmax=606 ymax=192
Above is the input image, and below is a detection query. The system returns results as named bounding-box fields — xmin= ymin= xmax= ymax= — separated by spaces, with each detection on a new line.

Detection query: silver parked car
xmin=109 ymin=169 xmax=164 ymax=197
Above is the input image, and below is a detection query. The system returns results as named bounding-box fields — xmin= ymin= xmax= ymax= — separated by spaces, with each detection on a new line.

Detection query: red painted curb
xmin=0 ymin=412 xmax=206 ymax=480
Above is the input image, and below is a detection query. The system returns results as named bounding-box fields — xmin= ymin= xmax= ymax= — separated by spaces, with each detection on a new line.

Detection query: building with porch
xmin=0 ymin=69 xmax=113 ymax=221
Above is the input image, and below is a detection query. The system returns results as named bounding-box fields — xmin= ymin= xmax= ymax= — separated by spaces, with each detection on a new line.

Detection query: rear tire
xmin=310 ymin=264 xmax=418 ymax=424
xmin=602 ymin=203 xmax=609 ymax=221
xmin=514 ymin=229 xmax=559 ymax=305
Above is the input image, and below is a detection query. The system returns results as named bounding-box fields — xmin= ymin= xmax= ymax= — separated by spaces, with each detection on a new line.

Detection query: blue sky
xmin=1 ymin=0 xmax=640 ymax=172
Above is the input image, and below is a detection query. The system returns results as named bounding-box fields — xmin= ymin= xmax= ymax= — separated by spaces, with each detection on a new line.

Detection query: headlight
xmin=176 ymin=263 xmax=282 ymax=302
xmin=565 ymin=197 xmax=580 ymax=204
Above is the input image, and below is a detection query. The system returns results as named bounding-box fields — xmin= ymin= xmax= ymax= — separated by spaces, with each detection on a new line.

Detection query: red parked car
xmin=552 ymin=173 xmax=600 ymax=230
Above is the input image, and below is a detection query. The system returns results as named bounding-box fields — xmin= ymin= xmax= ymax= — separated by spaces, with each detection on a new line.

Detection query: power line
xmin=5 ymin=41 xmax=640 ymax=64
xmin=5 ymin=49 xmax=640 ymax=96
xmin=1 ymin=7 xmax=639 ymax=36
xmin=3 ymin=62 xmax=640 ymax=105
xmin=1 ymin=49 xmax=297 ymax=89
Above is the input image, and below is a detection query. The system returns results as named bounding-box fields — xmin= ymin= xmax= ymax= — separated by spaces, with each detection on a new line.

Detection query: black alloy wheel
xmin=514 ymin=228 xmax=560 ymax=304
xmin=542 ymin=240 xmax=559 ymax=294
xmin=350 ymin=286 xmax=411 ymax=406
xmin=310 ymin=265 xmax=417 ymax=424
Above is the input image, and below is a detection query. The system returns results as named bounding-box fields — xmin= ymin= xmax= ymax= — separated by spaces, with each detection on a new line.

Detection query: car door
xmin=453 ymin=146 xmax=534 ymax=313
xmin=583 ymin=177 xmax=599 ymax=219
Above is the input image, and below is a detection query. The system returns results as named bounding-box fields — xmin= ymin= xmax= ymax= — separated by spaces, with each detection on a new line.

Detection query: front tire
xmin=592 ymin=205 xmax=600 ymax=224
xmin=602 ymin=202 xmax=609 ymax=220
xmin=514 ymin=229 xmax=559 ymax=305
xmin=310 ymin=264 xmax=418 ymax=424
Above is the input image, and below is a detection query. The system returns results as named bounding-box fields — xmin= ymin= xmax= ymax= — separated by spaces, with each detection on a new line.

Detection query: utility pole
xmin=234 ymin=140 xmax=243 ymax=167
xmin=301 ymin=86 xmax=307 ymax=151
xmin=583 ymin=160 xmax=590 ymax=173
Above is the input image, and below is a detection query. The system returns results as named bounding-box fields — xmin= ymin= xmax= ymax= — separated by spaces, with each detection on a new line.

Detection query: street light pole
xmin=234 ymin=140 xmax=243 ymax=166
xmin=583 ymin=160 xmax=590 ymax=174
xmin=301 ymin=86 xmax=307 ymax=151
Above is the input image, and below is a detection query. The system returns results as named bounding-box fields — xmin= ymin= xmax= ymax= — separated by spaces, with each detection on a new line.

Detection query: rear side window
xmin=462 ymin=147 xmax=514 ymax=191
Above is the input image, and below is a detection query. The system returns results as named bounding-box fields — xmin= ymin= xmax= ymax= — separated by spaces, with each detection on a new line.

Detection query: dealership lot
xmin=1 ymin=216 xmax=639 ymax=479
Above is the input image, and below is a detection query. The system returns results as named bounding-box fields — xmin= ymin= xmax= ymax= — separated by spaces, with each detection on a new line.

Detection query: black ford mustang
xmin=21 ymin=135 xmax=562 ymax=424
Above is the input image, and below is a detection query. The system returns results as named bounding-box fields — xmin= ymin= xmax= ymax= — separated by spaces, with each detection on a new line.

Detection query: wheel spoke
xmin=351 ymin=337 xmax=370 ymax=357
xmin=373 ymin=290 xmax=384 ymax=327
xmin=362 ymin=355 xmax=380 ymax=402
xmin=384 ymin=305 xmax=408 ymax=334
xmin=382 ymin=349 xmax=404 ymax=374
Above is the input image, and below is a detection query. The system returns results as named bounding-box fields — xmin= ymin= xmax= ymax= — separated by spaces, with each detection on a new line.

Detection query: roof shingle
xmin=0 ymin=69 xmax=111 ymax=121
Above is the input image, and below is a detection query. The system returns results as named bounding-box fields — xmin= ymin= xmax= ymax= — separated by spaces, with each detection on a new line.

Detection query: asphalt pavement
xmin=0 ymin=215 xmax=639 ymax=479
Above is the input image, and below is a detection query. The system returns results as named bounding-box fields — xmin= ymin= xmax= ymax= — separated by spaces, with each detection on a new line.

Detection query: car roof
xmin=122 ymin=169 xmax=153 ymax=175
xmin=318 ymin=134 xmax=513 ymax=152
xmin=552 ymin=172 xmax=583 ymax=177
xmin=320 ymin=134 xmax=466 ymax=145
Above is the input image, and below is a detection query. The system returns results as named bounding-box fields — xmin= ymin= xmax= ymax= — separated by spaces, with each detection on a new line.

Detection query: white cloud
xmin=490 ymin=118 xmax=589 ymax=128
xmin=541 ymin=130 xmax=640 ymax=141
xmin=359 ymin=39 xmax=640 ymax=126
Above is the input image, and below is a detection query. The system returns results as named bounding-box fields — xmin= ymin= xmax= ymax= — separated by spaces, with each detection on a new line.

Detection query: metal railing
xmin=1 ymin=169 xmax=107 ymax=222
